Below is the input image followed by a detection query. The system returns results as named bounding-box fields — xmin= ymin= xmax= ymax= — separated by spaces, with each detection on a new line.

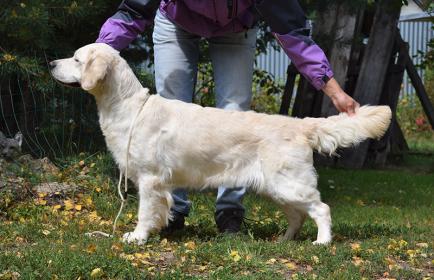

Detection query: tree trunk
xmin=371 ymin=33 xmax=409 ymax=166
xmin=321 ymin=5 xmax=362 ymax=117
xmin=291 ymin=5 xmax=338 ymax=118
xmin=405 ymin=53 xmax=434 ymax=129
xmin=279 ymin=64 xmax=297 ymax=115
xmin=338 ymin=0 xmax=402 ymax=168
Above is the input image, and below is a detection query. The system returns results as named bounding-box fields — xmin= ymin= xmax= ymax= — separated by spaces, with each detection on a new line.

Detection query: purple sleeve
xmin=274 ymin=30 xmax=334 ymax=90
xmin=96 ymin=16 xmax=151 ymax=51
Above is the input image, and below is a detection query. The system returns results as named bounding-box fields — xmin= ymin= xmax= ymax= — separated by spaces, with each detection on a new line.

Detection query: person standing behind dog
xmin=96 ymin=0 xmax=360 ymax=234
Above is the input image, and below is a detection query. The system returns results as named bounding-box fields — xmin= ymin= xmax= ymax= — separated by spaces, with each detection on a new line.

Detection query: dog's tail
xmin=305 ymin=105 xmax=392 ymax=155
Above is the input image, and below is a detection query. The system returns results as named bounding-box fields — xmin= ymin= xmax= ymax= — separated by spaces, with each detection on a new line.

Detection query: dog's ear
xmin=81 ymin=50 xmax=113 ymax=91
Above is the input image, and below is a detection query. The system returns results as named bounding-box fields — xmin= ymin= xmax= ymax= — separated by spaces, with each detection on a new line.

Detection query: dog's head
xmin=49 ymin=43 xmax=118 ymax=93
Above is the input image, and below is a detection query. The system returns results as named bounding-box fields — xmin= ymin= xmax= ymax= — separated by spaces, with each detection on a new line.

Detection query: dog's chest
xmin=103 ymin=127 xmax=135 ymax=171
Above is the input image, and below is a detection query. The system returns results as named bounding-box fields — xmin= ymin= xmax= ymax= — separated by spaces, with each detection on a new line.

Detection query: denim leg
xmin=170 ymin=188 xmax=191 ymax=215
xmin=208 ymin=28 xmax=258 ymax=212
xmin=153 ymin=10 xmax=200 ymax=216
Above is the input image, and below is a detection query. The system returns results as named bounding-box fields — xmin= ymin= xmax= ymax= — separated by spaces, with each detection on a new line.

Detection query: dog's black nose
xmin=49 ymin=61 xmax=56 ymax=70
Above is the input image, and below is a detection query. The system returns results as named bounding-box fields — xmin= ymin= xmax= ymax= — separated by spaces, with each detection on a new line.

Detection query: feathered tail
xmin=305 ymin=106 xmax=392 ymax=155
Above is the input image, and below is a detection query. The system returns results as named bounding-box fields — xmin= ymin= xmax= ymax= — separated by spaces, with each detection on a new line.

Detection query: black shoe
xmin=160 ymin=211 xmax=185 ymax=235
xmin=215 ymin=208 xmax=244 ymax=234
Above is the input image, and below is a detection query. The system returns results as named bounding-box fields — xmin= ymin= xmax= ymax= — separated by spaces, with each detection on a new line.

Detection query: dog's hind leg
xmin=300 ymin=200 xmax=331 ymax=245
xmin=277 ymin=192 xmax=331 ymax=244
xmin=123 ymin=175 xmax=170 ymax=244
xmin=279 ymin=206 xmax=306 ymax=241
xmin=267 ymin=168 xmax=332 ymax=245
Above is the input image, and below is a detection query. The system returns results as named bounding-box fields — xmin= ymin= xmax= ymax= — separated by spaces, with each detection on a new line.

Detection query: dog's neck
xmin=92 ymin=59 xmax=150 ymax=132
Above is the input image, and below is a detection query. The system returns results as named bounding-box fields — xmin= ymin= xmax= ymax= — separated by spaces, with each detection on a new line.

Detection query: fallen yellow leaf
xmin=90 ymin=268 xmax=103 ymax=278
xmin=88 ymin=211 xmax=101 ymax=222
xmin=184 ymin=241 xmax=196 ymax=250
xmin=230 ymin=250 xmax=241 ymax=262
xmin=111 ymin=243 xmax=123 ymax=252
xmin=352 ymin=256 xmax=363 ymax=266
xmin=64 ymin=200 xmax=74 ymax=211
xmin=120 ymin=253 xmax=134 ymax=261
xmin=84 ymin=196 xmax=93 ymax=207
xmin=398 ymin=239 xmax=408 ymax=247
xmin=406 ymin=249 xmax=417 ymax=258
xmin=15 ymin=236 xmax=26 ymax=243
xmin=356 ymin=200 xmax=366 ymax=206
xmin=86 ymin=244 xmax=97 ymax=254
xmin=350 ymin=243 xmax=361 ymax=253
xmin=285 ymin=262 xmax=297 ymax=270
xmin=416 ymin=243 xmax=428 ymax=248
xmin=134 ymin=252 xmax=151 ymax=259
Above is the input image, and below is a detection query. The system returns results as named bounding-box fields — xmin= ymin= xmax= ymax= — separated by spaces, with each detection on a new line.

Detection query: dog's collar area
xmin=139 ymin=90 xmax=151 ymax=105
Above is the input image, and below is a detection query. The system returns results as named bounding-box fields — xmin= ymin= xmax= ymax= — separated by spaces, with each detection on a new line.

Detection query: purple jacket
xmin=97 ymin=0 xmax=334 ymax=90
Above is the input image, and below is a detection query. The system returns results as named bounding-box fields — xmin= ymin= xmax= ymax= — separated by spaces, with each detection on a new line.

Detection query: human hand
xmin=322 ymin=78 xmax=360 ymax=116
xmin=329 ymin=91 xmax=360 ymax=116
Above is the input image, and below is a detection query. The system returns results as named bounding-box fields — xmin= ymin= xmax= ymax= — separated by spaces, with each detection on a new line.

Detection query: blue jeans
xmin=153 ymin=10 xmax=257 ymax=215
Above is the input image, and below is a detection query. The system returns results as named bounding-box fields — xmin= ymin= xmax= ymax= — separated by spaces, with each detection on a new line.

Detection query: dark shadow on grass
xmin=162 ymin=220 xmax=286 ymax=243
xmin=160 ymin=221 xmax=412 ymax=244
xmin=331 ymin=223 xmax=410 ymax=241
xmin=160 ymin=222 xmax=218 ymax=242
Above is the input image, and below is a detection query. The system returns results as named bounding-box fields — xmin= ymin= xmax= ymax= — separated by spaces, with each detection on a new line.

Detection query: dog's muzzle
xmin=49 ymin=61 xmax=81 ymax=88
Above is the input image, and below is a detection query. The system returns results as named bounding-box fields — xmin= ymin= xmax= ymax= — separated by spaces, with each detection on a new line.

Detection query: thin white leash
xmin=85 ymin=94 xmax=149 ymax=238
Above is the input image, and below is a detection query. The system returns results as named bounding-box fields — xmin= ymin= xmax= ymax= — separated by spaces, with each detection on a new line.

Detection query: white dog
xmin=50 ymin=43 xmax=391 ymax=245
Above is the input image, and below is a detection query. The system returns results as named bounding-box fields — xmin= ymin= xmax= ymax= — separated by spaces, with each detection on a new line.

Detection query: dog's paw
xmin=312 ymin=239 xmax=331 ymax=245
xmin=122 ymin=231 xmax=148 ymax=245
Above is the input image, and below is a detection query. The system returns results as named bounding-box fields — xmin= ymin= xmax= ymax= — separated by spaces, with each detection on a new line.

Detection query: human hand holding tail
xmin=323 ymin=78 xmax=360 ymax=116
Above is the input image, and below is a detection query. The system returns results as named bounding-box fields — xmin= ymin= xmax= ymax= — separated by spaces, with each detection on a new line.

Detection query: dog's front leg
xmin=123 ymin=175 xmax=168 ymax=245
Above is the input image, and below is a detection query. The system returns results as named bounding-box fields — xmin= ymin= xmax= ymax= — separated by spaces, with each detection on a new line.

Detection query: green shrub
xmin=396 ymin=92 xmax=434 ymax=152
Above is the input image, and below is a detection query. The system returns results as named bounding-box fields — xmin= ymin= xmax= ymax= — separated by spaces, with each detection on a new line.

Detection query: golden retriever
xmin=50 ymin=43 xmax=391 ymax=244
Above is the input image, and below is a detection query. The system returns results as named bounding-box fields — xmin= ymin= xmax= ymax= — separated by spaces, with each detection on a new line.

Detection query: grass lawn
xmin=0 ymin=153 xmax=433 ymax=279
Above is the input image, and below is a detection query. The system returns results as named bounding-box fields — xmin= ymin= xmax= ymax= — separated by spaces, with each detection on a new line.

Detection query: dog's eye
xmin=74 ymin=58 xmax=80 ymax=63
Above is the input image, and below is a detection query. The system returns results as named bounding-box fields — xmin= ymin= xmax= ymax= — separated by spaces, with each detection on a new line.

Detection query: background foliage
xmin=0 ymin=0 xmax=432 ymax=158
xmin=0 ymin=0 xmax=119 ymax=158
xmin=0 ymin=0 xmax=283 ymax=158
xmin=397 ymin=2 xmax=434 ymax=152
